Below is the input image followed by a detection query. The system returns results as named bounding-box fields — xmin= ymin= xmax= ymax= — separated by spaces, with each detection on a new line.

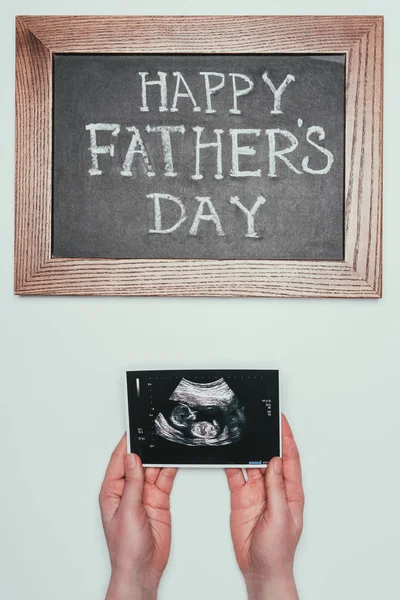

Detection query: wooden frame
xmin=15 ymin=15 xmax=383 ymax=297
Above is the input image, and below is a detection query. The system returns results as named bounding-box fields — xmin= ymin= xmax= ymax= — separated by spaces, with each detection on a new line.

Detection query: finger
xmin=120 ymin=453 xmax=145 ymax=509
xmin=264 ymin=457 xmax=286 ymax=517
xmin=247 ymin=468 xmax=264 ymax=481
xmin=281 ymin=414 xmax=304 ymax=526
xmin=99 ymin=434 xmax=127 ymax=522
xmin=102 ymin=433 xmax=127 ymax=485
xmin=156 ymin=468 xmax=178 ymax=495
xmin=144 ymin=467 xmax=161 ymax=484
xmin=225 ymin=468 xmax=246 ymax=493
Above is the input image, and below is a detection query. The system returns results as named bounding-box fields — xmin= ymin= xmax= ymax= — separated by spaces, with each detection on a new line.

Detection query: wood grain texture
xmin=15 ymin=18 xmax=52 ymax=292
xmin=14 ymin=15 xmax=383 ymax=298
xmin=344 ymin=17 xmax=383 ymax=295
xmin=18 ymin=15 xmax=379 ymax=54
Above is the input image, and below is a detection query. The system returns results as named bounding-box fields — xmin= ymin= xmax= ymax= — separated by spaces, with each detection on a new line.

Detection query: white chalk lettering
xmin=229 ymin=73 xmax=254 ymax=114
xmin=265 ymin=129 xmax=302 ymax=177
xmin=147 ymin=193 xmax=186 ymax=234
xmin=229 ymin=129 xmax=261 ymax=177
xmin=302 ymin=126 xmax=334 ymax=174
xmin=120 ymin=126 xmax=155 ymax=177
xmin=139 ymin=72 xmax=168 ymax=113
xmin=192 ymin=127 xmax=224 ymax=180
xmin=189 ymin=197 xmax=225 ymax=236
xmin=170 ymin=72 xmax=201 ymax=112
xmin=145 ymin=125 xmax=185 ymax=177
xmin=230 ymin=196 xmax=266 ymax=238
xmin=199 ymin=72 xmax=225 ymax=113
xmin=86 ymin=123 xmax=120 ymax=175
xmin=262 ymin=72 xmax=295 ymax=115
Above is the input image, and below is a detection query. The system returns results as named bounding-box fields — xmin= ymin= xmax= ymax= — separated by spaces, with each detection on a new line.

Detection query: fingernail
xmin=126 ymin=453 xmax=137 ymax=468
xmin=273 ymin=457 xmax=282 ymax=474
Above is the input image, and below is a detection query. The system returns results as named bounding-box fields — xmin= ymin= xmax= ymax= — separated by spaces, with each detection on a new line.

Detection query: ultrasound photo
xmin=126 ymin=370 xmax=280 ymax=467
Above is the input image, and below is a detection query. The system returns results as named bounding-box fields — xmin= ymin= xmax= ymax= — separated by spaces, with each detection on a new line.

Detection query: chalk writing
xmin=83 ymin=66 xmax=336 ymax=241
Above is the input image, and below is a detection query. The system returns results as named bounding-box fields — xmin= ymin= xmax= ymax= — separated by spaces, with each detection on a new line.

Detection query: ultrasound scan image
xmin=154 ymin=378 xmax=246 ymax=447
xmin=126 ymin=369 xmax=280 ymax=467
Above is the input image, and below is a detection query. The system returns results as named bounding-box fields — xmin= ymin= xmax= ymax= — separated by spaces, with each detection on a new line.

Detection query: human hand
xmin=226 ymin=415 xmax=304 ymax=600
xmin=99 ymin=435 xmax=177 ymax=600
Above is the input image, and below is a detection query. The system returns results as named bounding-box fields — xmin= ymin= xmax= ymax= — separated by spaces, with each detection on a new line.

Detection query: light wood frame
xmin=15 ymin=15 xmax=383 ymax=297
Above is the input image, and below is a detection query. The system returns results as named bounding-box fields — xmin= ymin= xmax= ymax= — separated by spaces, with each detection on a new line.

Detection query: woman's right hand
xmin=226 ymin=415 xmax=304 ymax=599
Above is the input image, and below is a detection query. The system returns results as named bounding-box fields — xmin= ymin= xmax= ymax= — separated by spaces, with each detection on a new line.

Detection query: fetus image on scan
xmin=154 ymin=378 xmax=246 ymax=446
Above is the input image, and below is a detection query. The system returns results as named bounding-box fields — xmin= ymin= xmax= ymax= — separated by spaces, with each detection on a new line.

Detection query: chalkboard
xmin=52 ymin=54 xmax=345 ymax=260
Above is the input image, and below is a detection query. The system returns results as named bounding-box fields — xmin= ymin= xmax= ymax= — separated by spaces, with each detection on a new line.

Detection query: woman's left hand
xmin=99 ymin=435 xmax=177 ymax=600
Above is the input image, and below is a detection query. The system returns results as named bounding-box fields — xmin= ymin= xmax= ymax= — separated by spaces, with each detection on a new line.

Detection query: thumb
xmin=120 ymin=453 xmax=145 ymax=509
xmin=265 ymin=457 xmax=287 ymax=517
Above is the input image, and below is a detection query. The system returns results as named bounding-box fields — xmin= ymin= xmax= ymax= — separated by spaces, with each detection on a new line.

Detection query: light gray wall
xmin=1 ymin=2 xmax=399 ymax=599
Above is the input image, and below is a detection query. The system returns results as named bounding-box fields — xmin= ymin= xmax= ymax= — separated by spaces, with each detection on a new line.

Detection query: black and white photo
xmin=126 ymin=369 xmax=280 ymax=467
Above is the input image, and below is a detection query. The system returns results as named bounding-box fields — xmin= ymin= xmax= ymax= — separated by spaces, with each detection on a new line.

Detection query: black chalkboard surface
xmin=52 ymin=54 xmax=345 ymax=260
